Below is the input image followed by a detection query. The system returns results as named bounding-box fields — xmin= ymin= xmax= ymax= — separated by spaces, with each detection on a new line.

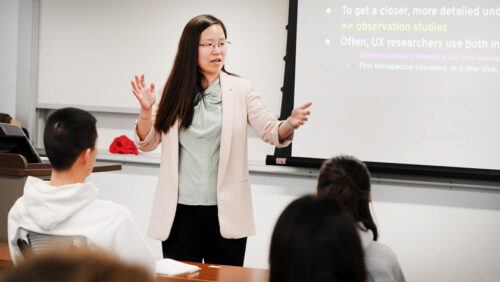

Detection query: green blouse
xmin=178 ymin=78 xmax=222 ymax=205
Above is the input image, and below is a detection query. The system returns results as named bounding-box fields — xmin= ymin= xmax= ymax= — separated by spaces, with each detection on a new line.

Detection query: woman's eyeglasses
xmin=199 ymin=40 xmax=231 ymax=50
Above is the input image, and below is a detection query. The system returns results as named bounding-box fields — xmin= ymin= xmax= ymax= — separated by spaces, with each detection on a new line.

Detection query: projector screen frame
xmin=268 ymin=0 xmax=500 ymax=182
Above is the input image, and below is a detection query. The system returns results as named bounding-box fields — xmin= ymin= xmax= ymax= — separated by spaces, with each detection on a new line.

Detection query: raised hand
xmin=287 ymin=102 xmax=312 ymax=129
xmin=131 ymin=74 xmax=156 ymax=111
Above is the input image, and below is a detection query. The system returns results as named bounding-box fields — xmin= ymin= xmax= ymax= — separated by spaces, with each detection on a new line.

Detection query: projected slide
xmin=292 ymin=1 xmax=500 ymax=170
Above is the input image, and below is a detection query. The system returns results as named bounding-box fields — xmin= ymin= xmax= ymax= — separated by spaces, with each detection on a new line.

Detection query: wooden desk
xmin=156 ymin=262 xmax=268 ymax=282
xmin=0 ymin=242 xmax=13 ymax=268
xmin=0 ymin=242 xmax=268 ymax=281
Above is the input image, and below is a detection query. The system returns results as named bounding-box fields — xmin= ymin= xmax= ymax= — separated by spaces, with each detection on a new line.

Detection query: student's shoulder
xmin=366 ymin=241 xmax=405 ymax=281
xmin=365 ymin=241 xmax=403 ymax=273
xmin=90 ymin=199 xmax=133 ymax=221
xmin=7 ymin=197 xmax=28 ymax=220
xmin=367 ymin=240 xmax=399 ymax=261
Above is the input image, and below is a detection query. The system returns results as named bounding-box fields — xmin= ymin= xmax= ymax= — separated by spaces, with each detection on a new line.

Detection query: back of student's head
xmin=2 ymin=248 xmax=154 ymax=282
xmin=0 ymin=112 xmax=13 ymax=123
xmin=317 ymin=155 xmax=378 ymax=240
xmin=44 ymin=108 xmax=97 ymax=171
xmin=269 ymin=195 xmax=366 ymax=282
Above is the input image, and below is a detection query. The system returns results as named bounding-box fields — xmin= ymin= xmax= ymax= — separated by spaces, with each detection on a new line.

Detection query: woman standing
xmin=131 ymin=15 xmax=311 ymax=266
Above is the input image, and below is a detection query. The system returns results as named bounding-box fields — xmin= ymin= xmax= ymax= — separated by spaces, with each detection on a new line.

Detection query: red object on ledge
xmin=109 ymin=135 xmax=139 ymax=155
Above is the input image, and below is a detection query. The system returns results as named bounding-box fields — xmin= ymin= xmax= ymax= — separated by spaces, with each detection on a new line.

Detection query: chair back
xmin=16 ymin=228 xmax=88 ymax=257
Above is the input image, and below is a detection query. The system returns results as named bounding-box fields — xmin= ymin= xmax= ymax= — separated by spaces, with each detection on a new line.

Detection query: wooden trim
xmin=0 ymin=153 xmax=28 ymax=170
xmin=0 ymin=153 xmax=121 ymax=177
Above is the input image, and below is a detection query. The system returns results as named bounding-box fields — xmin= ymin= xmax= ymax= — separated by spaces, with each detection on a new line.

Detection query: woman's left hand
xmin=287 ymin=102 xmax=312 ymax=129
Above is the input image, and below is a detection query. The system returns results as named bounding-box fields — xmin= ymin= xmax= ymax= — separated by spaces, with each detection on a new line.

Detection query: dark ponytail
xmin=317 ymin=155 xmax=379 ymax=240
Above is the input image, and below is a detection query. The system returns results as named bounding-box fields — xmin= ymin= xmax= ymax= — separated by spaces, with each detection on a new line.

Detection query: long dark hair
xmin=155 ymin=15 xmax=228 ymax=133
xmin=317 ymin=155 xmax=379 ymax=241
xmin=269 ymin=195 xmax=366 ymax=282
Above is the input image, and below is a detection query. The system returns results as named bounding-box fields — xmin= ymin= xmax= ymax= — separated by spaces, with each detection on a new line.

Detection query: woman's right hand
xmin=131 ymin=74 xmax=156 ymax=111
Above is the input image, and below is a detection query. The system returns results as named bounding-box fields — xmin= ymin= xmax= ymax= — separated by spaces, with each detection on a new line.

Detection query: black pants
xmin=162 ymin=204 xmax=247 ymax=266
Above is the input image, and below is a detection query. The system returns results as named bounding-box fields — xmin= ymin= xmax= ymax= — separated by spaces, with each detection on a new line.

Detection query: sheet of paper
xmin=156 ymin=259 xmax=200 ymax=276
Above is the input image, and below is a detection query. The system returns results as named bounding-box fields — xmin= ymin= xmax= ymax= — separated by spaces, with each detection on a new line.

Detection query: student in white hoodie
xmin=8 ymin=107 xmax=155 ymax=274
xmin=317 ymin=155 xmax=406 ymax=282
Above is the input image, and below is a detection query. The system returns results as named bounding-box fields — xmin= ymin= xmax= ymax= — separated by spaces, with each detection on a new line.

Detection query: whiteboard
xmin=37 ymin=0 xmax=289 ymax=163
xmin=37 ymin=0 xmax=287 ymax=114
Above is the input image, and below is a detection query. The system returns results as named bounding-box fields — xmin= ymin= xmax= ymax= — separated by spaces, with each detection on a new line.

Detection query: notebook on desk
xmin=156 ymin=259 xmax=200 ymax=276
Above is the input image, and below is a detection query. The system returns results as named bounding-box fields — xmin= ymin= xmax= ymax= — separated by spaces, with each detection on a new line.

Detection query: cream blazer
xmin=135 ymin=72 xmax=292 ymax=240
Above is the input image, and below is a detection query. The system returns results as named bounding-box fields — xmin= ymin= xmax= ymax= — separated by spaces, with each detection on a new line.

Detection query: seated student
xmin=3 ymin=248 xmax=154 ymax=282
xmin=0 ymin=112 xmax=30 ymax=139
xmin=7 ymin=107 xmax=155 ymax=273
xmin=317 ymin=155 xmax=406 ymax=282
xmin=0 ymin=113 xmax=19 ymax=125
xmin=269 ymin=195 xmax=366 ymax=282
